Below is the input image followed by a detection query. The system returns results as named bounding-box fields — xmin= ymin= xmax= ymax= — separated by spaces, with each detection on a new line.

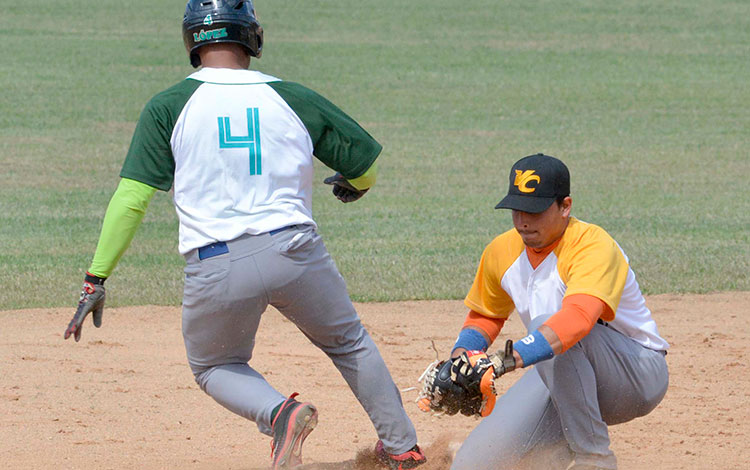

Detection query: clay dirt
xmin=2 ymin=292 xmax=749 ymax=469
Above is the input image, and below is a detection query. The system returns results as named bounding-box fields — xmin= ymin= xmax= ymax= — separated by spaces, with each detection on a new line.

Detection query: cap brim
xmin=495 ymin=194 xmax=556 ymax=213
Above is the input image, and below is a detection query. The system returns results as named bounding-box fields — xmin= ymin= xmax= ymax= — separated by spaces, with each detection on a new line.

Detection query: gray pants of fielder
xmin=452 ymin=317 xmax=669 ymax=470
xmin=181 ymin=225 xmax=418 ymax=454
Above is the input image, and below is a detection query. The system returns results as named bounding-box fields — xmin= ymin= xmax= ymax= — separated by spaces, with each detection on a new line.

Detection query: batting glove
xmin=64 ymin=273 xmax=106 ymax=342
xmin=323 ymin=173 xmax=368 ymax=203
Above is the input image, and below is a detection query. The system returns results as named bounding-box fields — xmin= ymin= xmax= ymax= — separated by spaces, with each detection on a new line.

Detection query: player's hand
xmin=487 ymin=339 xmax=517 ymax=379
xmin=64 ymin=274 xmax=106 ymax=342
xmin=323 ymin=173 xmax=368 ymax=203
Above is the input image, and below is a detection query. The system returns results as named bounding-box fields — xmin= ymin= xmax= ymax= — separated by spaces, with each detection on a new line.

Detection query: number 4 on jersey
xmin=218 ymin=107 xmax=262 ymax=175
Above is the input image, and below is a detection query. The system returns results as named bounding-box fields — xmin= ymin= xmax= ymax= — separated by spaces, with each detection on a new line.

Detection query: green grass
xmin=1 ymin=0 xmax=748 ymax=309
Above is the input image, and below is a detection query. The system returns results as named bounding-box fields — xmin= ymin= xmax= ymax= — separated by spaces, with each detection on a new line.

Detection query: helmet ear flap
xmin=253 ymin=24 xmax=264 ymax=58
xmin=190 ymin=51 xmax=202 ymax=68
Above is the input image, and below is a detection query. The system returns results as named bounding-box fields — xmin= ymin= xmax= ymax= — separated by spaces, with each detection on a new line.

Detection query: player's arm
xmin=453 ymin=236 xmax=518 ymax=359
xmin=512 ymin=294 xmax=606 ymax=368
xmin=267 ymin=81 xmax=381 ymax=202
xmin=450 ymin=310 xmax=506 ymax=358
xmin=439 ymin=294 xmax=604 ymax=413
xmin=64 ymin=178 xmax=157 ymax=342
xmin=88 ymin=178 xmax=158 ymax=277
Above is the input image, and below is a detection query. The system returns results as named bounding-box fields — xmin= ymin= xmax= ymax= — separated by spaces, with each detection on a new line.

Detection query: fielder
xmin=63 ymin=1 xmax=426 ymax=469
xmin=419 ymin=153 xmax=669 ymax=470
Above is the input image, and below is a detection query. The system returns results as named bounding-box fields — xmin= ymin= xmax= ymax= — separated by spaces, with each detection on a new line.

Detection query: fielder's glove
xmin=323 ymin=173 xmax=368 ymax=203
xmin=417 ymin=340 xmax=517 ymax=418
xmin=64 ymin=273 xmax=106 ymax=342
xmin=418 ymin=359 xmax=482 ymax=416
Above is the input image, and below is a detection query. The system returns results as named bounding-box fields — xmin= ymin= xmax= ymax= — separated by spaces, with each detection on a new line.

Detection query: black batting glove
xmin=323 ymin=173 xmax=369 ymax=203
xmin=64 ymin=273 xmax=106 ymax=342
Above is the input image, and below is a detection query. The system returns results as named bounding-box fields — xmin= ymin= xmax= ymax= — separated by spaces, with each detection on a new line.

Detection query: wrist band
xmin=85 ymin=272 xmax=107 ymax=285
xmin=513 ymin=330 xmax=554 ymax=367
xmin=452 ymin=328 xmax=488 ymax=354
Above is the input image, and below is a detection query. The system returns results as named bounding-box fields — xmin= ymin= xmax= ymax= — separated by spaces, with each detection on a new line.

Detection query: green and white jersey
xmin=120 ymin=67 xmax=381 ymax=254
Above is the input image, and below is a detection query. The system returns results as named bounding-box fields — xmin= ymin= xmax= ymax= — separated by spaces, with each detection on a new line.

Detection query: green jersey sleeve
xmin=120 ymin=79 xmax=203 ymax=191
xmin=268 ymin=81 xmax=382 ymax=180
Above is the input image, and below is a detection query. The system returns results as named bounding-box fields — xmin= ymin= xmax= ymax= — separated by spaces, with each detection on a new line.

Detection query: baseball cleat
xmin=270 ymin=393 xmax=318 ymax=469
xmin=375 ymin=440 xmax=426 ymax=470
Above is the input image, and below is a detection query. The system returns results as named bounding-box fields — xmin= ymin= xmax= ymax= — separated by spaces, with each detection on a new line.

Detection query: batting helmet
xmin=182 ymin=0 xmax=263 ymax=68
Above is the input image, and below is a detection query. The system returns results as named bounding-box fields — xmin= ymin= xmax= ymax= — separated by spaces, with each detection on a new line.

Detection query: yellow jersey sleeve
xmin=556 ymin=219 xmax=630 ymax=317
xmin=464 ymin=231 xmax=523 ymax=319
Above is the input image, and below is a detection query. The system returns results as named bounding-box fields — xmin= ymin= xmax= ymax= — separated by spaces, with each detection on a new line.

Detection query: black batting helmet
xmin=182 ymin=0 xmax=263 ymax=68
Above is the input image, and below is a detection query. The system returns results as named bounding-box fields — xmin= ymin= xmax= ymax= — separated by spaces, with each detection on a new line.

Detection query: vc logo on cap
xmin=514 ymin=170 xmax=540 ymax=193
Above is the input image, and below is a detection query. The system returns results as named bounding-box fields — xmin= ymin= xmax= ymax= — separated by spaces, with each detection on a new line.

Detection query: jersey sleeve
xmin=557 ymin=224 xmax=630 ymax=316
xmin=267 ymin=81 xmax=382 ymax=180
xmin=463 ymin=310 xmax=506 ymax=344
xmin=464 ymin=235 xmax=520 ymax=319
xmin=119 ymin=99 xmax=176 ymax=191
xmin=120 ymin=79 xmax=203 ymax=191
xmin=543 ymin=293 xmax=607 ymax=352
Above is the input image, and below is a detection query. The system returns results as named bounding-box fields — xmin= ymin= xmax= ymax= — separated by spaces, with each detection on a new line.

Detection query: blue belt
xmin=269 ymin=225 xmax=295 ymax=236
xmin=197 ymin=225 xmax=295 ymax=260
xmin=197 ymin=242 xmax=229 ymax=260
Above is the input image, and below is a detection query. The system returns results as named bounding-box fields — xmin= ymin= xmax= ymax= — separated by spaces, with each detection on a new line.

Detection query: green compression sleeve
xmin=88 ymin=178 xmax=157 ymax=278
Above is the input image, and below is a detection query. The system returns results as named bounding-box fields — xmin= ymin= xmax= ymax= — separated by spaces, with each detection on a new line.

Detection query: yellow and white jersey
xmin=465 ymin=218 xmax=669 ymax=351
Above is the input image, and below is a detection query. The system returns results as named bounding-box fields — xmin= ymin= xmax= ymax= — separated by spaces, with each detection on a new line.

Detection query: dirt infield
xmin=2 ymin=292 xmax=749 ymax=469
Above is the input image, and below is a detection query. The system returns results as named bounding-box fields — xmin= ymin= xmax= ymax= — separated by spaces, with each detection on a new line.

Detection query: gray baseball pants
xmin=452 ymin=316 xmax=668 ymax=470
xmin=181 ymin=225 xmax=418 ymax=454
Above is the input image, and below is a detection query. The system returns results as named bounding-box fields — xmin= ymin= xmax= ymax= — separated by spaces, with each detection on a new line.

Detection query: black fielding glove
xmin=418 ymin=359 xmax=484 ymax=417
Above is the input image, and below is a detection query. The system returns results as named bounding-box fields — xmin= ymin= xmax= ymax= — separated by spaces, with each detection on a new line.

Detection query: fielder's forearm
xmin=511 ymin=325 xmax=561 ymax=369
xmin=88 ymin=178 xmax=157 ymax=278
xmin=451 ymin=310 xmax=507 ymax=358
xmin=538 ymin=324 xmax=563 ymax=355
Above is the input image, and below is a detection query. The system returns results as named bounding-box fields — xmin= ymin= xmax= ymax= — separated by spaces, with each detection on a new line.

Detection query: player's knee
xmin=189 ymin=364 xmax=212 ymax=392
xmin=631 ymin=371 xmax=669 ymax=419
xmin=316 ymin=320 xmax=370 ymax=355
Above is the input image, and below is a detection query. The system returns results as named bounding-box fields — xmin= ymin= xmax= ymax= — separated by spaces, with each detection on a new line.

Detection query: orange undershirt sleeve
xmin=462 ymin=310 xmax=506 ymax=344
xmin=543 ymin=294 xmax=610 ymax=353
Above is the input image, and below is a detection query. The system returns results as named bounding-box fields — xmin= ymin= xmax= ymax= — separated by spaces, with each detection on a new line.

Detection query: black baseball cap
xmin=495 ymin=153 xmax=570 ymax=213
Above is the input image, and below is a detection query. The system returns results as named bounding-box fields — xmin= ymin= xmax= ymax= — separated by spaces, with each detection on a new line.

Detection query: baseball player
xmin=419 ymin=154 xmax=669 ymax=470
xmin=63 ymin=1 xmax=426 ymax=469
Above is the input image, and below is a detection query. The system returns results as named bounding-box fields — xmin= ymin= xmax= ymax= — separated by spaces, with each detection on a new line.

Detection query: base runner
xmin=64 ymin=2 xmax=426 ymax=469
